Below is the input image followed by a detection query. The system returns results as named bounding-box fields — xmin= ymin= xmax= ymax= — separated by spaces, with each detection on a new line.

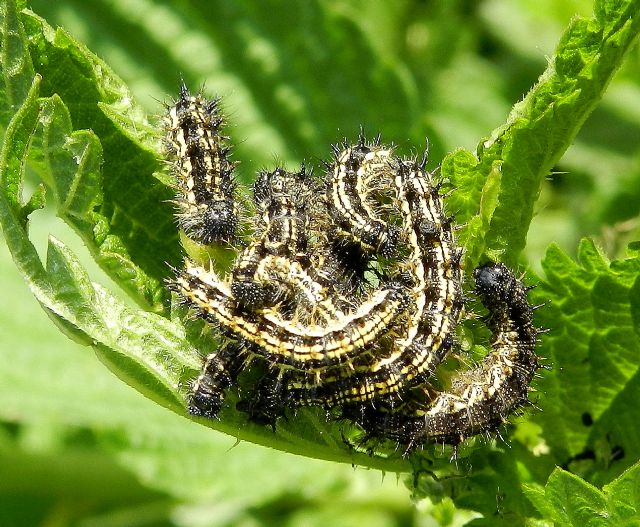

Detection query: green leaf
xmin=0 ymin=0 xmax=33 ymax=125
xmin=445 ymin=0 xmax=640 ymax=269
xmin=524 ymin=468 xmax=608 ymax=527
xmin=0 ymin=241 xmax=412 ymax=522
xmin=0 ymin=73 xmax=40 ymax=223
xmin=31 ymin=96 xmax=103 ymax=227
xmin=19 ymin=7 xmax=179 ymax=312
xmin=603 ymin=462 xmax=640 ymax=524
xmin=0 ymin=78 xmax=192 ymax=412
xmin=533 ymin=239 xmax=640 ymax=484
xmin=523 ymin=464 xmax=640 ymax=526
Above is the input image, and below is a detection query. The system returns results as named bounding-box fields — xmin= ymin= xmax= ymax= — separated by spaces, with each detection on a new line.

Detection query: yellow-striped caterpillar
xmin=165 ymin=85 xmax=544 ymax=454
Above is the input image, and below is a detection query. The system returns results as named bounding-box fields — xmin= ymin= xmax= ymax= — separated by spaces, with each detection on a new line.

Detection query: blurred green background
xmin=2 ymin=1 xmax=639 ymax=526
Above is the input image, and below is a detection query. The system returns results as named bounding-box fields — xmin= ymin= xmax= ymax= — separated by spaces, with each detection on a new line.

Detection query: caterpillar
xmin=165 ymin=85 xmax=544 ymax=454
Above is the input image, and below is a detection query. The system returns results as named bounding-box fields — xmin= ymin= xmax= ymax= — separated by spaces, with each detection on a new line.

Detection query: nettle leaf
xmin=19 ymin=7 xmax=178 ymax=313
xmin=0 ymin=251 xmax=409 ymax=515
xmin=532 ymin=239 xmax=640 ymax=485
xmin=523 ymin=463 xmax=640 ymax=526
xmin=0 ymin=77 xmax=188 ymax=408
xmin=444 ymin=0 xmax=640 ymax=270
xmin=0 ymin=0 xmax=33 ymax=127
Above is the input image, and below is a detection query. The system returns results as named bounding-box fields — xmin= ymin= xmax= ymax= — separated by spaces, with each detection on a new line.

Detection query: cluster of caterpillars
xmin=164 ymin=85 xmax=544 ymax=454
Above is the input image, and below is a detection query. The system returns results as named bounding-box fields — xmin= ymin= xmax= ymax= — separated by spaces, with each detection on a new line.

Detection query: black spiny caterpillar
xmin=164 ymin=85 xmax=544 ymax=455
